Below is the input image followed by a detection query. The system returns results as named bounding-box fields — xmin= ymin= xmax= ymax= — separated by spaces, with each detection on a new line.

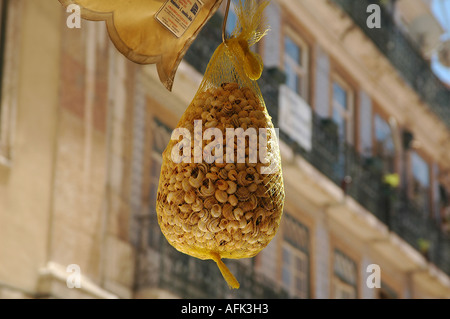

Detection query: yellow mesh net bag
xmin=156 ymin=0 xmax=284 ymax=289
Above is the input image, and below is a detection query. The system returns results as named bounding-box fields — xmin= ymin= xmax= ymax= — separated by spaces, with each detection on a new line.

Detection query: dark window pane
xmin=333 ymin=82 xmax=347 ymax=109
xmin=285 ymin=36 xmax=301 ymax=63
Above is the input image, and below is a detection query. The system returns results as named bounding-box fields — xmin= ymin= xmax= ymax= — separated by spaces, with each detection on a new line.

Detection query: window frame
xmin=281 ymin=241 xmax=309 ymax=299
xmin=371 ymin=110 xmax=398 ymax=174
xmin=329 ymin=74 xmax=355 ymax=146
xmin=333 ymin=276 xmax=357 ymax=299
xmin=280 ymin=213 xmax=311 ymax=299
xmin=282 ymin=27 xmax=310 ymax=102
xmin=407 ymin=149 xmax=433 ymax=215
xmin=331 ymin=248 xmax=359 ymax=299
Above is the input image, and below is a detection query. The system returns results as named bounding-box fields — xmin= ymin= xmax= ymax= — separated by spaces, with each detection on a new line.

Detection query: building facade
xmin=0 ymin=0 xmax=449 ymax=298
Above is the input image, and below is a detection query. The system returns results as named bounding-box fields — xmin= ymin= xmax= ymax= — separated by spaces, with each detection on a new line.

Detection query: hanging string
xmin=222 ymin=0 xmax=231 ymax=43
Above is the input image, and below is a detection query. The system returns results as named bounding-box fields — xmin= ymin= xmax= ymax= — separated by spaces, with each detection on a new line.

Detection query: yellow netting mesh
xmin=156 ymin=0 xmax=284 ymax=289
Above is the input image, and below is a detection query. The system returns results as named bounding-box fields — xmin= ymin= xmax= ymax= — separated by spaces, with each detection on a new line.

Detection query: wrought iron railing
xmin=392 ymin=197 xmax=450 ymax=268
xmin=280 ymin=113 xmax=450 ymax=273
xmin=137 ymin=215 xmax=289 ymax=299
xmin=331 ymin=0 xmax=450 ymax=129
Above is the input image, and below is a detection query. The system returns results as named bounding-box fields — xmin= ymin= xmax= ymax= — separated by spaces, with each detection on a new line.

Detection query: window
xmin=333 ymin=249 xmax=357 ymax=299
xmin=409 ymin=151 xmax=430 ymax=213
xmin=331 ymin=78 xmax=354 ymax=145
xmin=331 ymin=77 xmax=354 ymax=180
xmin=283 ymin=32 xmax=309 ymax=100
xmin=282 ymin=243 xmax=309 ymax=299
xmin=373 ymin=114 xmax=395 ymax=173
xmin=282 ymin=214 xmax=310 ymax=298
xmin=334 ymin=279 xmax=356 ymax=299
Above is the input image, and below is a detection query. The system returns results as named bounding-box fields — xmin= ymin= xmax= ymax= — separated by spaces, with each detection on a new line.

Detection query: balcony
xmin=331 ymin=0 xmax=450 ymax=129
xmin=181 ymin=11 xmax=450 ymax=276
xmin=135 ymin=215 xmax=289 ymax=299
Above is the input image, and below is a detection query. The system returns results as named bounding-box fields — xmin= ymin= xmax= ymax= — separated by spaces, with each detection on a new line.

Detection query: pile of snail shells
xmin=156 ymin=82 xmax=284 ymax=260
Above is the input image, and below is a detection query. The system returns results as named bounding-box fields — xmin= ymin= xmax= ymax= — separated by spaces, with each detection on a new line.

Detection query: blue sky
xmin=431 ymin=0 xmax=450 ymax=84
